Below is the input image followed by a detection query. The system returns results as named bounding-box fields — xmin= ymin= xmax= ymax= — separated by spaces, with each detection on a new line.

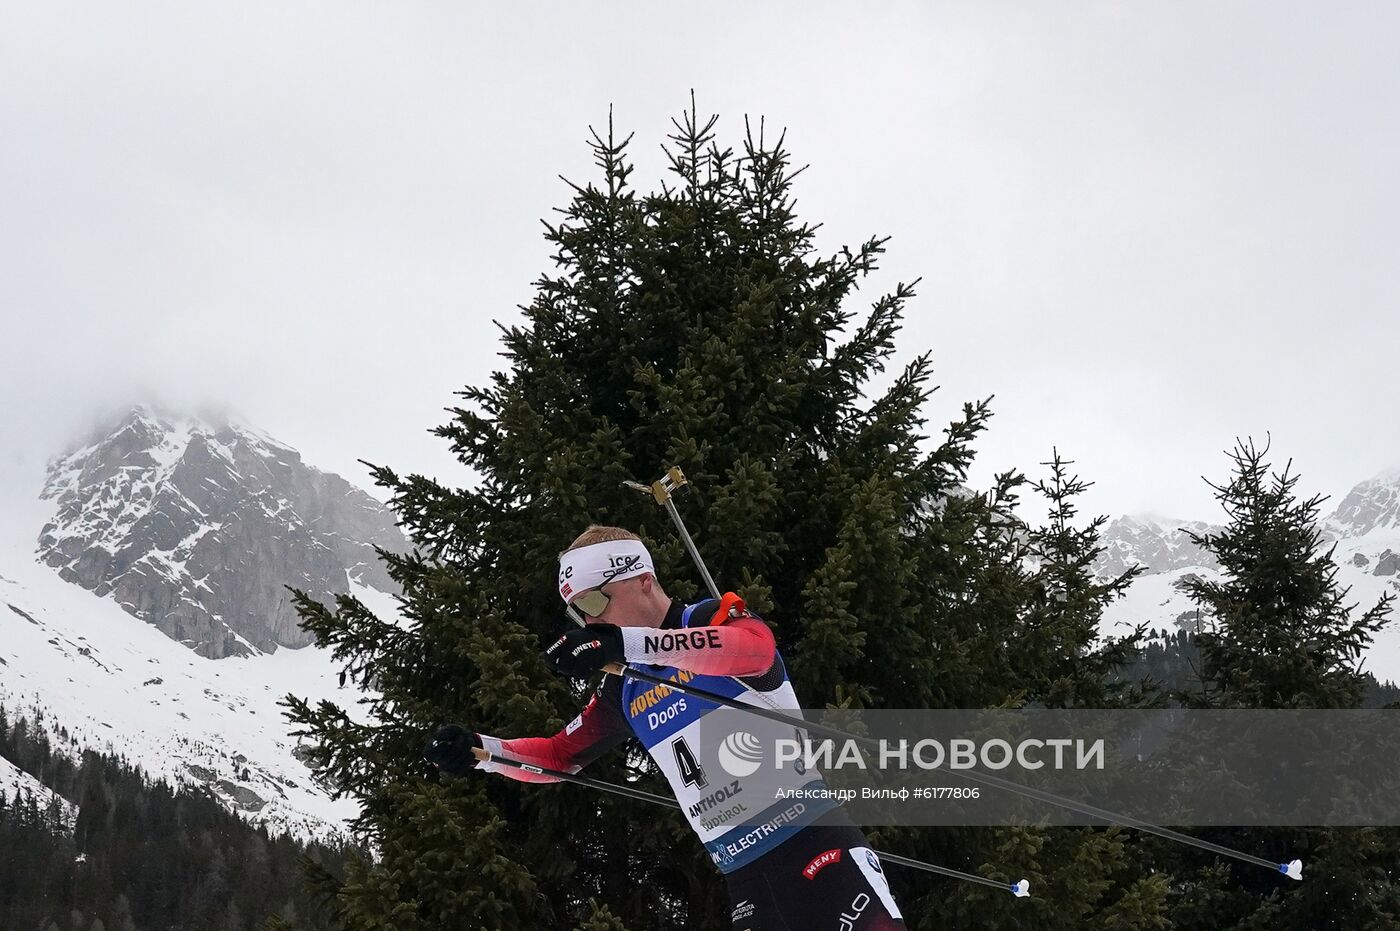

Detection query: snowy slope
xmin=1100 ymin=559 xmax=1400 ymax=683
xmin=1099 ymin=565 xmax=1220 ymax=642
xmin=2 ymin=475 xmax=370 ymax=844
xmin=1 ymin=755 xmax=77 ymax=828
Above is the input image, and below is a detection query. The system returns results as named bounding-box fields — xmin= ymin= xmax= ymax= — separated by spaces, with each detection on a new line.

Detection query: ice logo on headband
xmin=601 ymin=554 xmax=644 ymax=581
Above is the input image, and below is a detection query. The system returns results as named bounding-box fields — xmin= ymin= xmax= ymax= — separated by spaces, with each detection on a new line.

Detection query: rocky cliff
xmin=37 ymin=406 xmax=406 ymax=658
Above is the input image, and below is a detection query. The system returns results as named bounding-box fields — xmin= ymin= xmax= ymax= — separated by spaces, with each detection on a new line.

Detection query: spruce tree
xmin=1020 ymin=449 xmax=1149 ymax=709
xmin=1182 ymin=437 xmax=1393 ymax=709
xmin=285 ymin=100 xmax=1159 ymax=930
xmin=1159 ymin=438 xmax=1400 ymax=929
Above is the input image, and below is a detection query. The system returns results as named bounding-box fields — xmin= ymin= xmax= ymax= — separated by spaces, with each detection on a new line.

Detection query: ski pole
xmin=618 ymin=467 xmax=1302 ymax=881
xmin=602 ymin=661 xmax=1303 ymax=881
xmin=624 ymin=467 xmax=721 ymax=601
xmin=469 ymin=747 xmax=1031 ymax=897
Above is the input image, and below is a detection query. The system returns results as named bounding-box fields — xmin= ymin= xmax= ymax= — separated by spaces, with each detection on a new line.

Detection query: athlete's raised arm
xmin=544 ymin=596 xmax=778 ymax=679
xmin=618 ymin=613 xmax=776 ymax=676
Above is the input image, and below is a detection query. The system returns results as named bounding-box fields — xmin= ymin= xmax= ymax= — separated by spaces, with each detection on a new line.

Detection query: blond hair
xmin=561 ymin=524 xmax=640 ymax=557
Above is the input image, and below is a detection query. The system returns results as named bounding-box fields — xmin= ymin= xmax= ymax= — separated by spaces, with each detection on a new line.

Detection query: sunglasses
xmin=565 ymin=584 xmax=612 ymax=625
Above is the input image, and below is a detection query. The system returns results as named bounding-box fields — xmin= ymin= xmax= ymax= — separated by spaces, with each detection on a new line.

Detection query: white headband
xmin=558 ymin=539 xmax=654 ymax=603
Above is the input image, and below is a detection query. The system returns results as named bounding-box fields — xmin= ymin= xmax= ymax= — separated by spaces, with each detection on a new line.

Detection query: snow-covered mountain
xmin=1096 ymin=468 xmax=1400 ymax=683
xmin=1095 ymin=515 xmax=1221 ymax=578
xmin=2 ymin=406 xmax=407 ymax=843
xmin=0 ymin=543 xmax=371 ymax=842
xmin=1324 ymin=467 xmax=1400 ymax=540
xmin=38 ymin=406 xmax=406 ymax=658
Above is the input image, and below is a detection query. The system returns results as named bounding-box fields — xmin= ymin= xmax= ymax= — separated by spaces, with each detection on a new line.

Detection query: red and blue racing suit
xmin=475 ymin=599 xmax=906 ymax=931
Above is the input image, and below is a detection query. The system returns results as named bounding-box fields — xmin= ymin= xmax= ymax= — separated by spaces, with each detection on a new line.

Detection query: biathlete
xmin=425 ymin=525 xmax=906 ymax=931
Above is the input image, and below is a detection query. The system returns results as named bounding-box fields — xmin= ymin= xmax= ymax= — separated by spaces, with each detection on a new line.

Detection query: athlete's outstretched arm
xmin=475 ymin=675 xmax=631 ymax=784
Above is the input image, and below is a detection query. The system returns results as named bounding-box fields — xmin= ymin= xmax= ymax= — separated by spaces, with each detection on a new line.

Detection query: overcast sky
xmin=3 ymin=2 xmax=1397 ymax=527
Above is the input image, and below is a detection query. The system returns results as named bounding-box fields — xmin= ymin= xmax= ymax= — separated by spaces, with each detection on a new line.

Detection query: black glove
xmin=545 ymin=624 xmax=625 ymax=677
xmin=423 ymin=724 xmax=481 ymax=777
